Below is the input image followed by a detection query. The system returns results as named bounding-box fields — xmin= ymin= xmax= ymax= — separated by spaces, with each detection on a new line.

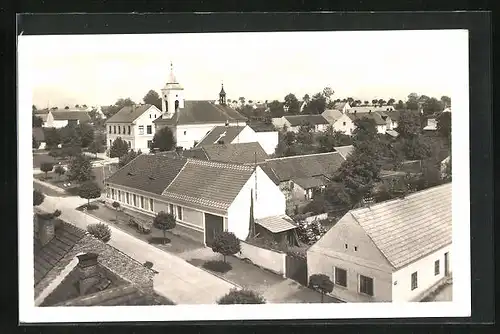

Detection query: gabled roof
xmin=154 ymin=101 xmax=247 ymax=126
xmin=349 ymin=183 xmax=451 ymax=269
xmin=196 ymin=125 xmax=246 ymax=146
xmin=332 ymin=102 xmax=350 ymax=110
xmin=105 ymin=154 xmax=188 ymax=195
xmin=348 ymin=106 xmax=396 ymax=114
xmin=260 ymin=152 xmax=345 ymax=183
xmin=346 ymin=111 xmax=387 ymax=125
xmin=284 ymin=115 xmax=329 ymax=126
xmin=186 ymin=142 xmax=268 ymax=165
xmin=162 ymin=159 xmax=255 ymax=213
xmin=321 ymin=109 xmax=343 ymax=124
xmin=334 ymin=145 xmax=354 ymax=160
xmin=106 ymin=104 xmax=155 ymax=123
xmin=51 ymin=111 xmax=91 ymax=122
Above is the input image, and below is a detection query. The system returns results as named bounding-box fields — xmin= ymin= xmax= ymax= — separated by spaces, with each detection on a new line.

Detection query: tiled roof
xmin=350 ymin=183 xmax=452 ymax=269
xmin=346 ymin=111 xmax=387 ymax=125
xmin=332 ymin=102 xmax=349 ymax=110
xmin=284 ymin=115 xmax=329 ymax=126
xmin=293 ymin=176 xmax=329 ymax=190
xmin=162 ymin=159 xmax=255 ymax=212
xmin=154 ymin=101 xmax=247 ymax=126
xmin=105 ymin=154 xmax=188 ymax=195
xmin=34 ymin=219 xmax=86 ymax=286
xmin=33 ymin=127 xmax=45 ymax=142
xmin=106 ymin=104 xmax=154 ymax=123
xmin=256 ymin=215 xmax=297 ymax=233
xmin=196 ymin=125 xmax=245 ymax=146
xmin=334 ymin=145 xmax=354 ymax=160
xmin=188 ymin=142 xmax=268 ymax=165
xmin=261 ymin=152 xmax=345 ymax=183
xmin=181 ymin=147 xmax=210 ymax=160
xmin=51 ymin=111 xmax=91 ymax=122
xmin=321 ymin=109 xmax=343 ymax=124
xmin=348 ymin=106 xmax=396 ymax=114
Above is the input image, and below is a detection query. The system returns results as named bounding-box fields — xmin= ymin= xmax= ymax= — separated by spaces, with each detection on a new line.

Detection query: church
xmin=153 ymin=63 xmax=248 ymax=149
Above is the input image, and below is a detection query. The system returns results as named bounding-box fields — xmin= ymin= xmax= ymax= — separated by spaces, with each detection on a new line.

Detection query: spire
xmin=219 ymin=81 xmax=227 ymax=105
xmin=168 ymin=61 xmax=177 ymax=83
xmin=219 ymin=81 xmax=226 ymax=96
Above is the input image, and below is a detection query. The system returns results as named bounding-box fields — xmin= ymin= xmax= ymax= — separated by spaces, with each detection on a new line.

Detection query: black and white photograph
xmin=18 ymin=20 xmax=473 ymax=323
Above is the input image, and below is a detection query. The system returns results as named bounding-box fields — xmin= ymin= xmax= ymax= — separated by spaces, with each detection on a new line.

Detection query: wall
xmin=133 ymin=106 xmax=160 ymax=151
xmin=235 ymin=241 xmax=286 ymax=276
xmin=307 ymin=214 xmax=394 ymax=302
xmin=227 ymin=167 xmax=286 ymax=240
xmin=271 ymin=117 xmax=286 ymax=129
xmin=332 ymin=114 xmax=355 ymax=135
xmin=254 ymin=131 xmax=279 ymax=155
xmin=392 ymin=244 xmax=452 ymax=302
xmin=303 ymin=213 xmax=328 ymax=223
xmin=106 ymin=122 xmax=135 ymax=150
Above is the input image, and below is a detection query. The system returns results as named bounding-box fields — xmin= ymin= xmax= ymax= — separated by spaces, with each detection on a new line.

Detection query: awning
xmin=256 ymin=215 xmax=297 ymax=233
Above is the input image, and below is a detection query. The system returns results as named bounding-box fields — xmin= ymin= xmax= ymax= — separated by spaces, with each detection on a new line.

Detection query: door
xmin=444 ymin=252 xmax=449 ymax=276
xmin=204 ymin=213 xmax=224 ymax=247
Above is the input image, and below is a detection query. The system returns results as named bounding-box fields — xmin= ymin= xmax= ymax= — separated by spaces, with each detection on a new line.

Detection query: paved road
xmin=38 ymin=195 xmax=235 ymax=305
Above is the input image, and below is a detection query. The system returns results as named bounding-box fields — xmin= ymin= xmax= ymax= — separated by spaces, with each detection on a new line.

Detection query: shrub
xmin=33 ymin=190 xmax=45 ymax=206
xmin=48 ymin=149 xmax=60 ymax=158
xmin=308 ymin=274 xmax=334 ymax=303
xmin=38 ymin=209 xmax=61 ymax=221
xmin=143 ymin=261 xmax=153 ymax=269
xmin=202 ymin=260 xmax=232 ymax=273
xmin=217 ymin=288 xmax=266 ymax=304
xmin=40 ymin=162 xmax=54 ymax=178
xmin=54 ymin=165 xmax=65 ymax=180
xmin=211 ymin=231 xmax=241 ymax=263
xmin=32 ymin=135 xmax=39 ymax=149
xmin=87 ymin=223 xmax=112 ymax=243
xmin=153 ymin=211 xmax=176 ymax=244
xmin=78 ymin=181 xmax=101 ymax=207
xmin=112 ymin=201 xmax=120 ymax=221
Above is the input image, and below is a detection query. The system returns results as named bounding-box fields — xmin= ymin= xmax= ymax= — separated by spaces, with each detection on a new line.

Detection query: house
xmin=183 ymin=142 xmax=269 ymax=165
xmin=423 ymin=118 xmax=438 ymax=131
xmin=259 ymin=152 xmax=345 ymax=213
xmin=272 ymin=115 xmax=330 ymax=133
xmin=90 ymin=106 xmax=106 ymax=119
xmin=105 ymin=104 xmax=162 ymax=152
xmin=346 ymin=111 xmax=388 ymax=134
xmin=32 ymin=127 xmax=46 ymax=150
xmin=322 ymin=109 xmax=356 ymax=135
xmin=307 ymin=183 xmax=452 ymax=302
xmin=42 ymin=110 xmax=91 ymax=128
xmin=104 ymin=154 xmax=292 ymax=246
xmin=331 ymin=102 xmax=352 ymax=114
xmin=195 ymin=124 xmax=278 ymax=155
xmin=34 ymin=212 xmax=171 ymax=306
xmin=153 ymin=64 xmax=247 ymax=150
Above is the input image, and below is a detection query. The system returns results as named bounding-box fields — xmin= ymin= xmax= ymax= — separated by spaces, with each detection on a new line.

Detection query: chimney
xmin=77 ymin=252 xmax=100 ymax=296
xmin=38 ymin=217 xmax=55 ymax=246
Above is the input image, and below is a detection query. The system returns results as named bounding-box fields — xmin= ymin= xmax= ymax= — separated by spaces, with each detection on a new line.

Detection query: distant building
xmin=307 ymin=183 xmax=452 ymax=302
xmin=40 ymin=110 xmax=91 ymax=128
xmin=32 ymin=128 xmax=46 ymax=150
xmin=272 ymin=115 xmax=330 ymax=133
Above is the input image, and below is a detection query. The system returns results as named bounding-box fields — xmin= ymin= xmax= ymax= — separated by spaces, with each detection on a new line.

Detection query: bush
xmin=309 ymin=274 xmax=334 ymax=303
xmin=211 ymin=231 xmax=241 ymax=263
xmin=143 ymin=261 xmax=153 ymax=269
xmin=109 ymin=137 xmax=129 ymax=158
xmin=33 ymin=190 xmax=45 ymax=206
xmin=48 ymin=149 xmax=60 ymax=158
xmin=153 ymin=211 xmax=176 ymax=244
xmin=217 ymin=288 xmax=266 ymax=304
xmin=202 ymin=260 xmax=232 ymax=273
xmin=54 ymin=165 xmax=65 ymax=180
xmin=40 ymin=162 xmax=54 ymax=178
xmin=38 ymin=209 xmax=61 ymax=221
xmin=87 ymin=223 xmax=112 ymax=243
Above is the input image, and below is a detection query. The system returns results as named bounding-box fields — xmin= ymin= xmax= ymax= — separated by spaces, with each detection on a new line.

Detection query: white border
xmin=19 ymin=30 xmax=471 ymax=323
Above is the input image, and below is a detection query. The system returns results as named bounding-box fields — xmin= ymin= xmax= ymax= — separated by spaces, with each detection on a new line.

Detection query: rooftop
xmin=284 ymin=114 xmax=329 ymax=126
xmin=185 ymin=142 xmax=268 ymax=165
xmin=334 ymin=145 xmax=354 ymax=160
xmin=106 ymin=104 xmax=156 ymax=123
xmin=51 ymin=111 xmax=91 ymax=122
xmin=256 ymin=215 xmax=297 ymax=233
xmin=196 ymin=125 xmax=246 ymax=146
xmin=321 ymin=109 xmax=344 ymax=124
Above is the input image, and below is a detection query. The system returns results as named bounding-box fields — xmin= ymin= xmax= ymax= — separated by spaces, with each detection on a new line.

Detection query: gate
xmin=285 ymin=253 xmax=308 ymax=286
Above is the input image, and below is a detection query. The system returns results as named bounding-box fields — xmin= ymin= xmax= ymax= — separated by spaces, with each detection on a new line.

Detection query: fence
xmin=235 ymin=241 xmax=286 ymax=277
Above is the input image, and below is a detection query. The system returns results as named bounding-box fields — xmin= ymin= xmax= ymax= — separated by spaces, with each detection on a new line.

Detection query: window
xmin=110 ymin=140 xmax=112 ymax=146
xmin=133 ymin=194 xmax=137 ymax=207
xmin=147 ymin=140 xmax=153 ymax=149
xmin=149 ymin=199 xmax=154 ymax=211
xmin=113 ymin=125 xmax=117 ymax=134
xmin=149 ymin=114 xmax=151 ymax=119
xmin=184 ymin=130 xmax=187 ymax=135
xmin=123 ymin=126 xmax=126 ymax=134
xmin=138 ymin=125 xmax=144 ymax=135
xmin=126 ymin=192 xmax=130 ymax=204
xmin=154 ymin=114 xmax=156 ymax=119
xmin=334 ymin=267 xmax=347 ymax=287
xmin=117 ymin=190 xmax=121 ymax=201
xmin=177 ymin=206 xmax=183 ymax=220
xmin=128 ymin=126 xmax=131 ymax=135
xmin=118 ymin=126 xmax=121 ymax=134
xmin=359 ymin=275 xmax=374 ymax=296
xmin=169 ymin=204 xmax=174 ymax=215
xmin=343 ymin=121 xmax=346 ymax=126
xmin=109 ymin=125 xmax=112 ymax=134
xmin=434 ymin=260 xmax=440 ymax=276
xmin=140 ymin=196 xmax=145 ymax=209
xmin=345 ymin=244 xmax=348 ymax=249
xmin=111 ymin=189 xmax=115 ymax=200
xmin=147 ymin=125 xmax=152 ymax=134
xmin=106 ymin=188 xmax=110 ymax=198
xmin=354 ymin=246 xmax=358 ymax=251
xmin=411 ymin=272 xmax=418 ymax=290
xmin=128 ymin=141 xmax=131 ymax=148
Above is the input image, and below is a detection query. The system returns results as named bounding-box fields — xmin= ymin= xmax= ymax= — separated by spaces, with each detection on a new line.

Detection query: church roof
xmin=153 ymin=101 xmax=247 ymax=126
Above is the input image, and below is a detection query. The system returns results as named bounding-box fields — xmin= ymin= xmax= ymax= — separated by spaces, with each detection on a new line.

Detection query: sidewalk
xmin=38 ymin=195 xmax=236 ymax=304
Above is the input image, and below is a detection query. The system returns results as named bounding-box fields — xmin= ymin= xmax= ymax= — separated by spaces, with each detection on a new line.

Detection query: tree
xmin=40 ymin=162 xmax=54 ymax=179
xmin=211 ymin=231 xmax=241 ymax=263
xmin=395 ymin=111 xmax=422 ymax=138
xmin=78 ymin=181 xmax=101 ymax=206
xmin=76 ymin=123 xmax=95 ymax=147
xmin=109 ymin=137 xmax=129 ymax=158
xmin=387 ymin=98 xmax=395 ymax=106
xmin=284 ymin=93 xmax=300 ymax=114
xmin=217 ymin=288 xmax=266 ymax=304
xmin=143 ymin=90 xmax=162 ymax=110
xmin=66 ymin=154 xmax=94 ymax=182
xmin=105 ymin=98 xmax=136 ymax=118
xmin=268 ymin=100 xmax=284 ymax=118
xmin=88 ymin=139 xmax=105 ymax=157
xmin=406 ymin=93 xmax=420 ymax=110
xmin=33 ymin=190 xmax=45 ymax=206
xmin=303 ymin=94 xmax=311 ymax=104
xmin=377 ymin=98 xmax=385 ymax=106
xmin=152 ymin=127 xmax=176 ymax=152
xmin=238 ymin=97 xmax=245 ymax=105
xmin=44 ymin=128 xmax=61 ymax=149
xmin=59 ymin=125 xmax=82 ymax=148
xmin=400 ymin=136 xmax=432 ymax=160
xmin=87 ymin=223 xmax=111 ymax=243
xmin=33 ymin=115 xmax=43 ymax=128
xmin=75 ymin=104 xmax=80 ymax=108
xmin=64 ymin=106 xmax=69 ymax=110
xmin=54 ymin=165 xmax=65 ymax=180
xmin=32 ymin=104 xmax=37 ymax=112
xmin=112 ymin=201 xmax=120 ymax=221
xmin=437 ymin=111 xmax=451 ymax=140
xmin=304 ymin=93 xmax=326 ymax=114
xmin=422 ymin=97 xmax=443 ymax=115
xmin=153 ymin=211 xmax=176 ymax=244
xmin=309 ymin=274 xmax=334 ymax=303
xmin=119 ymin=149 xmax=141 ymax=167
xmin=364 ymin=100 xmax=369 ymax=105
xmin=32 ymin=135 xmax=39 ymax=149
xmin=395 ymin=100 xmax=405 ymax=110
xmin=440 ymin=96 xmax=451 ymax=108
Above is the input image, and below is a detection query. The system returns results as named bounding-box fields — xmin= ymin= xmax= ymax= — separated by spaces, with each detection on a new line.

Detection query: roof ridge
xmin=162 ymin=158 xmax=189 ymax=193
xmin=265 ymin=151 xmax=340 ymax=161
xmin=186 ymin=158 xmax=254 ymax=171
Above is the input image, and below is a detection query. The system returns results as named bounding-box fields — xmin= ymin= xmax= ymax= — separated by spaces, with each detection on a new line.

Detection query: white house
xmin=272 ymin=115 xmax=330 ymax=133
xmin=331 ymin=101 xmax=352 ymax=113
xmin=153 ymin=63 xmax=248 ymax=149
xmin=105 ymin=104 xmax=162 ymax=152
xmin=41 ymin=110 xmax=91 ymax=128
xmin=195 ymin=124 xmax=278 ymax=155
xmin=307 ymin=183 xmax=452 ymax=302
xmin=104 ymin=154 xmax=292 ymax=246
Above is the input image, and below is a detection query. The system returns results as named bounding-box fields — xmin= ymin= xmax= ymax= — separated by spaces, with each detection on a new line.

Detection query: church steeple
xmin=161 ymin=62 xmax=184 ymax=118
xmin=219 ymin=82 xmax=226 ymax=105
xmin=168 ymin=62 xmax=178 ymax=84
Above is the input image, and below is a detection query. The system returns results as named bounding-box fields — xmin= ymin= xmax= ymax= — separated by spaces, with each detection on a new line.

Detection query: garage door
xmin=204 ymin=213 xmax=224 ymax=247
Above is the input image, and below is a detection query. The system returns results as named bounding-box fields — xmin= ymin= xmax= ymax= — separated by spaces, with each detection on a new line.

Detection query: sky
xmin=20 ymin=30 xmax=466 ymax=109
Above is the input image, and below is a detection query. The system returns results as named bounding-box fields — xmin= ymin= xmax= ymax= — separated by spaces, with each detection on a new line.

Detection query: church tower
xmin=161 ymin=62 xmax=184 ymax=119
xmin=219 ymin=82 xmax=226 ymax=105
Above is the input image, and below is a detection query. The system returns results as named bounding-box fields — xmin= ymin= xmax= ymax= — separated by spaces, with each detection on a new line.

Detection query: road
xmin=38 ymin=194 xmax=236 ymax=305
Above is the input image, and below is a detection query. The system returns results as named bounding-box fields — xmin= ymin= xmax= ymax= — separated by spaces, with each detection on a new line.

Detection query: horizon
xmin=21 ymin=30 xmax=461 ymax=110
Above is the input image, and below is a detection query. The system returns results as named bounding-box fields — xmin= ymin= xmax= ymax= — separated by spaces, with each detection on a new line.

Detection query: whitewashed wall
xmin=254 ymin=131 xmax=279 ymax=155
xmin=235 ymin=241 xmax=286 ymax=276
